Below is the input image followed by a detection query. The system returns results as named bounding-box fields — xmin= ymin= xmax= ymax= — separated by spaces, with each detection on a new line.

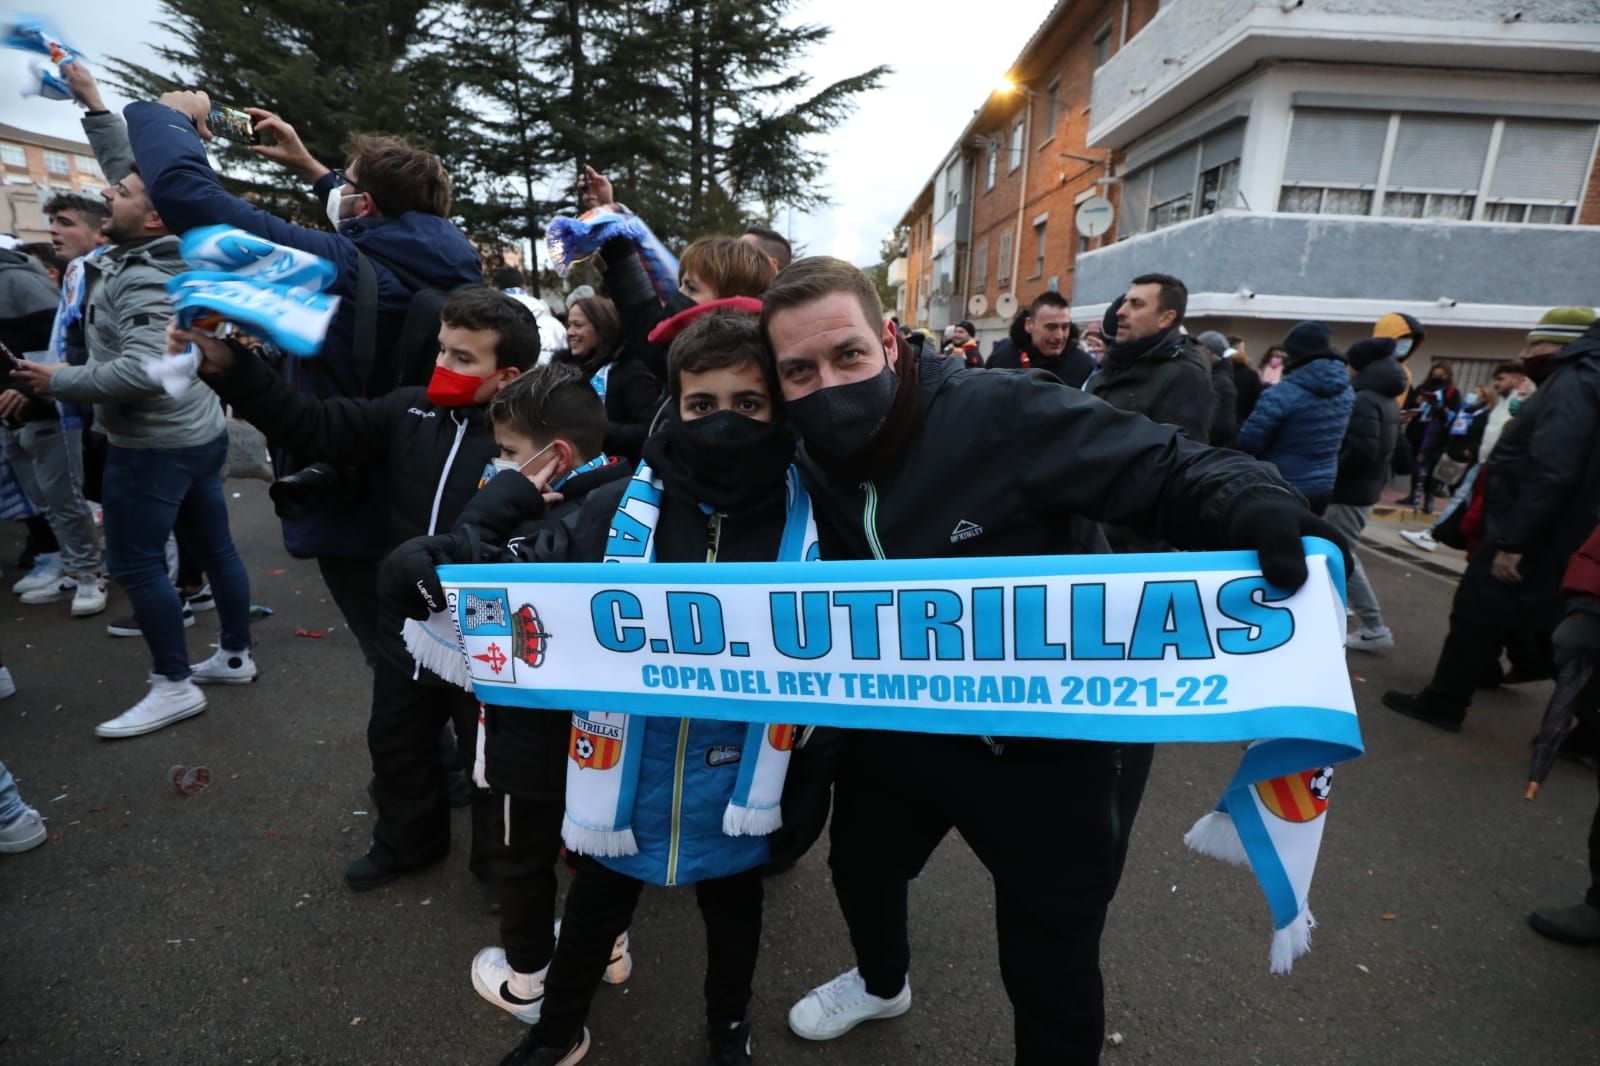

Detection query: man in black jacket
xmin=1329 ymin=338 xmax=1407 ymax=655
xmin=1386 ymin=313 xmax=1600 ymax=731
xmin=1090 ymin=274 xmax=1212 ymax=443
xmin=984 ymin=291 xmax=1094 ymax=386
xmin=189 ymin=287 xmax=541 ymax=890
xmin=1194 ymin=330 xmax=1239 ymax=448
xmin=761 ymin=258 xmax=1345 ymax=1065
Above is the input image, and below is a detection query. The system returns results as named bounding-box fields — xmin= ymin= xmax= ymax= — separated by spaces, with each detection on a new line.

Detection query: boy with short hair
xmin=188 ymin=285 xmax=540 ymax=890
xmin=391 ymin=308 xmax=803 ymax=1066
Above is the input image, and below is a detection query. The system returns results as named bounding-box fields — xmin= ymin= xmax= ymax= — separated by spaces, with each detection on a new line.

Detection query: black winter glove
xmin=378 ymin=533 xmax=459 ymax=621
xmin=1226 ymin=495 xmax=1351 ymax=593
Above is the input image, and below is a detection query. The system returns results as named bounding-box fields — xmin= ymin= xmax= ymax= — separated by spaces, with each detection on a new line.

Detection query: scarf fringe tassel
xmin=401 ymin=617 xmax=474 ymax=692
xmin=1183 ymin=810 xmax=1250 ymax=866
xmin=1270 ymin=906 xmax=1316 ymax=975
xmin=722 ymin=803 xmax=782 ymax=838
xmin=562 ymin=814 xmax=638 ymax=858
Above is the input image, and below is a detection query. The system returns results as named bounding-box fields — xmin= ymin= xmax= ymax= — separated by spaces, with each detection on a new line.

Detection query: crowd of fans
xmin=4 ymin=58 xmax=1600 ymax=1066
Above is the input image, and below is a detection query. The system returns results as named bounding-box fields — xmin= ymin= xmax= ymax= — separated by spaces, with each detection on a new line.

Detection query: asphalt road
xmin=3 ymin=482 xmax=1599 ymax=1065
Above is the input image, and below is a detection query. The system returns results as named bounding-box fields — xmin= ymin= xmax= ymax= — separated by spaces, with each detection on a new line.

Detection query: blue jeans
xmin=0 ymin=758 xmax=29 ymax=825
xmin=102 ymin=435 xmax=251 ymax=680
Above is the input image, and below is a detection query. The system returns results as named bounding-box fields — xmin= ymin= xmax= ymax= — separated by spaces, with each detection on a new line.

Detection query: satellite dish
xmin=995 ymin=292 xmax=1018 ymax=319
xmin=1075 ymin=196 xmax=1115 ymax=238
xmin=967 ymin=293 xmax=989 ymax=317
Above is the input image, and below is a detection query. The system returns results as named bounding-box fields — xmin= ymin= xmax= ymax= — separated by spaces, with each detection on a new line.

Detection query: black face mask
xmin=669 ymin=410 xmax=796 ymax=511
xmin=787 ymin=364 xmax=898 ymax=461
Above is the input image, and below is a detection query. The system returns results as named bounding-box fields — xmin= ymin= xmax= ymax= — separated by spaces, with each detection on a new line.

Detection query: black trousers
xmin=539 ymin=857 xmax=764 ymax=1046
xmin=315 ymin=555 xmax=383 ymax=670
xmin=481 ymin=789 xmax=568 ymax=973
xmin=1423 ymin=616 xmax=1556 ymax=716
xmin=827 ymin=732 xmax=1152 ymax=1066
xmin=366 ymin=658 xmax=485 ymax=869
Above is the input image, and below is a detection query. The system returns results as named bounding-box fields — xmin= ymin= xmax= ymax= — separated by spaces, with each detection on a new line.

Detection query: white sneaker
xmin=553 ymin=920 xmax=632 ymax=984
xmin=184 ymin=583 xmax=215 ymax=612
xmin=94 ymin=675 xmax=207 ymax=738
xmin=0 ymin=807 xmax=46 ymax=853
xmin=1346 ymin=626 xmax=1395 ymax=654
xmin=788 ymin=967 xmax=912 ymax=1041
xmin=471 ymin=946 xmax=547 ymax=1022
xmin=70 ymin=574 xmax=108 ymax=617
xmin=0 ymin=665 xmax=14 ymax=700
xmin=11 ymin=552 xmax=62 ymax=595
xmin=19 ymin=573 xmax=76 ymax=605
xmin=191 ymin=646 xmax=258 ymax=685
xmin=1400 ymin=529 xmax=1437 ymax=552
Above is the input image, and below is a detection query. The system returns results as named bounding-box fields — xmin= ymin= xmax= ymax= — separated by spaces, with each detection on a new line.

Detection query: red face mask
xmin=427 ymin=364 xmax=490 ymax=407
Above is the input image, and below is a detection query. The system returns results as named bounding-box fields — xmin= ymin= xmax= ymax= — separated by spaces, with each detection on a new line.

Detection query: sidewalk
xmin=1360 ymin=475 xmax=1468 ymax=579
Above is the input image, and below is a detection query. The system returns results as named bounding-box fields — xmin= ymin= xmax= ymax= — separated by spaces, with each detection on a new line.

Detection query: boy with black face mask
xmin=391 ymin=307 xmax=805 ymax=1066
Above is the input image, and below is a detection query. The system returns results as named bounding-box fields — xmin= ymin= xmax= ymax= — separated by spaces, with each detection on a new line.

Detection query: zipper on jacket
xmin=860 ymin=481 xmax=887 ymax=560
xmin=665 ymin=509 xmax=725 ymax=886
xmin=427 ymin=412 xmax=469 ymax=535
xmin=665 ymin=717 xmax=691 ymax=886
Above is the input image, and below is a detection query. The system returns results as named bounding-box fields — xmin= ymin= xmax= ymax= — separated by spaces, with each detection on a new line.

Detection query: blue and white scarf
xmin=546 ymin=206 xmax=679 ymax=305
xmin=563 ymin=461 xmax=818 ymax=857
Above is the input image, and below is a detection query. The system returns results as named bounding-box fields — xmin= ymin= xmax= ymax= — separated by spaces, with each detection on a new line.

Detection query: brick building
xmin=0 ymin=122 xmax=107 ymax=244
xmin=892 ymin=0 xmax=1600 ymax=382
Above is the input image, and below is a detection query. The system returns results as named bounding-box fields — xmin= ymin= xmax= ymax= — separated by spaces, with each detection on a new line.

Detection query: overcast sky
xmin=1 ymin=0 xmax=1053 ymax=266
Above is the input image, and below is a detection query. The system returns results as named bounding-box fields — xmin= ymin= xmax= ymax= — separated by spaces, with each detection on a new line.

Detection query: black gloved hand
xmin=1227 ymin=495 xmax=1351 ymax=593
xmin=378 ymin=533 xmax=456 ymax=621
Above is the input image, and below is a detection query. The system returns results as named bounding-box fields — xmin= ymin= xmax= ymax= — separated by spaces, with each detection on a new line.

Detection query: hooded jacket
xmin=446 ymin=423 xmax=796 ymax=886
xmin=126 ymin=101 xmax=484 ymax=558
xmin=1236 ymin=357 xmax=1355 ymax=499
xmin=1209 ymin=356 xmax=1239 ymax=448
xmin=1332 ymin=354 xmax=1406 ymax=506
xmin=1089 ymin=329 xmax=1214 ymax=442
xmin=986 ymin=312 xmax=1096 ymax=387
xmin=49 ymin=234 xmax=226 ymax=450
xmin=1456 ymin=322 xmax=1600 ymax=631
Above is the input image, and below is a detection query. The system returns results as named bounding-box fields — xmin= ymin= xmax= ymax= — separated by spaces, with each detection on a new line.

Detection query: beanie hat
xmin=1373 ymin=312 xmax=1424 ymax=342
xmin=1347 ymin=337 xmax=1395 ymax=372
xmin=1526 ymin=306 xmax=1597 ymax=346
xmin=1194 ymin=330 xmax=1228 ymax=358
xmin=1282 ymin=320 xmax=1341 ymax=370
xmin=565 ymin=284 xmax=596 ymax=310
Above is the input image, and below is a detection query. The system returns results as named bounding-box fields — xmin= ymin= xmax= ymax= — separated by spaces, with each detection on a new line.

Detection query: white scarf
xmin=561 ymin=460 xmax=818 ymax=857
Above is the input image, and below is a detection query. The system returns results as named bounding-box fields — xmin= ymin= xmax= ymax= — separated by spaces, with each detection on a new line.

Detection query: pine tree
xmin=106 ymin=1 xmax=471 ymax=224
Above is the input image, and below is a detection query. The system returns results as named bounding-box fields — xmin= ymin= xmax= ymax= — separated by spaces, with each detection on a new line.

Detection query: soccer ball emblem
xmin=1308 ymin=767 xmax=1334 ymax=801
xmin=574 ymin=735 xmax=595 ymax=761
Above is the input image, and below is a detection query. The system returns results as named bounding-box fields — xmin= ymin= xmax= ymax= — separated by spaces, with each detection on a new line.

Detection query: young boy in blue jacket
xmin=391 ymin=306 xmax=803 ymax=1066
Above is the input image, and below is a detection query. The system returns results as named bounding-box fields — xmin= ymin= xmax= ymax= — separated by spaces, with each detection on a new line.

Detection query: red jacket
xmin=1561 ymin=522 xmax=1600 ymax=601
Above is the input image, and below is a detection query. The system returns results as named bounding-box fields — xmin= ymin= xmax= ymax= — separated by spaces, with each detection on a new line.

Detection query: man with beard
xmin=760 ymin=257 xmax=1345 ymax=1065
xmin=1090 ymin=274 xmax=1212 ymax=442
xmin=984 ymin=291 xmax=1093 ymax=386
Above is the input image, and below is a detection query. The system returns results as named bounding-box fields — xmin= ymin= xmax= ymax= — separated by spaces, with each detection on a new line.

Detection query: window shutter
xmin=1387 ymin=115 xmax=1491 ymax=192
xmin=1283 ymin=110 xmax=1387 ymax=185
xmin=1121 ymin=168 xmax=1151 ymax=237
xmin=1200 ymin=123 xmax=1244 ymax=170
xmin=1150 ymin=145 xmax=1199 ymax=205
xmin=1490 ymin=120 xmax=1596 ymax=202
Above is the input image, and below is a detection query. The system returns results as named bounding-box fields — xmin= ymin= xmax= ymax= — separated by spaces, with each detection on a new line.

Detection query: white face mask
xmin=1393 ymin=337 xmax=1414 ymax=359
xmin=486 ymin=440 xmax=555 ymax=480
xmin=326 ymin=186 xmax=360 ymax=230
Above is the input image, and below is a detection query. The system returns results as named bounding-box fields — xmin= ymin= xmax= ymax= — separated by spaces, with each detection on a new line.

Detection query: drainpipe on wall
xmin=1119 ymin=0 xmax=1130 ymax=45
xmin=1009 ymin=101 xmax=1032 ymax=300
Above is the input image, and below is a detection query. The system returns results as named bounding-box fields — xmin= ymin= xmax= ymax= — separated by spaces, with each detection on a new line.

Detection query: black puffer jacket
xmin=1457 ymin=323 xmax=1600 ymax=631
xmin=556 ymin=347 xmax=662 ymax=464
xmin=1332 ymin=354 xmax=1406 ymax=506
xmin=1209 ymin=357 xmax=1239 ymax=448
xmin=1089 ymin=330 xmax=1214 ymax=443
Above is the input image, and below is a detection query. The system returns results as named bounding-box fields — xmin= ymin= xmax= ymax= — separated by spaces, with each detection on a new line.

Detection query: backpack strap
xmin=352 ymin=252 xmax=380 ymax=396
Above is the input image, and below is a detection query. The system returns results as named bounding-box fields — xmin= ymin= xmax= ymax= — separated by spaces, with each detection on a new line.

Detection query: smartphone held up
xmin=208 ymin=104 xmax=258 ymax=144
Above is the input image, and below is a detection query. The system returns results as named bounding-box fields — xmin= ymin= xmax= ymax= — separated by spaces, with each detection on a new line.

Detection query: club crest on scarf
xmin=457 ymin=588 xmax=525 ymax=685
xmin=511 ymin=603 xmax=551 ymax=668
xmin=571 ymin=713 xmax=625 ymax=771
xmin=1255 ymin=767 xmax=1332 ymax=823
